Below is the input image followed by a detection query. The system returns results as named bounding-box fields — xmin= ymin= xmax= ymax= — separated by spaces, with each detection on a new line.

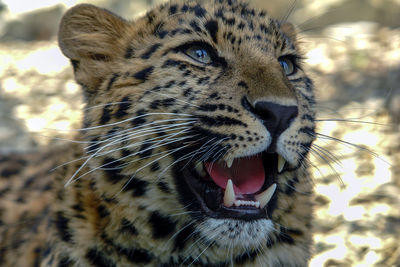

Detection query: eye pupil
xmin=279 ymin=57 xmax=295 ymax=75
xmin=196 ymin=49 xmax=207 ymax=59
xmin=185 ymin=45 xmax=212 ymax=64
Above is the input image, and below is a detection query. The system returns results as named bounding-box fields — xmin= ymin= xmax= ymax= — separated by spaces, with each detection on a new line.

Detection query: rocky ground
xmin=0 ymin=1 xmax=399 ymax=266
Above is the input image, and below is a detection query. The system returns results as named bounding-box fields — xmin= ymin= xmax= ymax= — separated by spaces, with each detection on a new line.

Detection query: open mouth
xmin=181 ymin=152 xmax=286 ymax=220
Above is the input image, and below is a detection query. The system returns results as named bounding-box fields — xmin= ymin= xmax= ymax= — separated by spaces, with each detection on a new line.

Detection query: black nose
xmin=254 ymin=101 xmax=298 ymax=138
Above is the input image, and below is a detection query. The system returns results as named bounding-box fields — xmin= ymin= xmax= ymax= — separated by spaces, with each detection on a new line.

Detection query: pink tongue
xmin=204 ymin=155 xmax=265 ymax=194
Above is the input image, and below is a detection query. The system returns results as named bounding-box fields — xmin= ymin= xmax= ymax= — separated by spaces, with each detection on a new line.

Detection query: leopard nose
xmin=254 ymin=101 xmax=298 ymax=138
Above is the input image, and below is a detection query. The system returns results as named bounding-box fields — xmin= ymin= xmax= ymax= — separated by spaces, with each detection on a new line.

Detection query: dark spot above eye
xmin=205 ymin=20 xmax=219 ymax=43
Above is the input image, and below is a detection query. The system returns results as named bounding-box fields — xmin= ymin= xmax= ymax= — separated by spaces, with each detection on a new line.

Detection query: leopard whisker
xmin=119 ymin=144 xmax=193 ymax=194
xmin=307 ymin=145 xmax=343 ymax=184
xmin=313 ymin=132 xmax=391 ymax=165
xmin=85 ymin=120 xmax=196 ymax=152
xmin=311 ymin=143 xmax=343 ymax=168
xmin=151 ymin=91 xmax=200 ymax=108
xmin=94 ymin=125 xmax=194 ymax=156
xmin=76 ymin=133 xmax=196 ymax=183
xmin=315 ymin=118 xmax=391 ymax=127
xmin=180 ymin=137 xmax=216 ymax=170
xmin=71 ymin=113 xmax=195 ymax=132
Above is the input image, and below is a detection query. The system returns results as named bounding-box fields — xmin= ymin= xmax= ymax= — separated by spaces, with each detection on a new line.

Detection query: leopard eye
xmin=185 ymin=45 xmax=212 ymax=64
xmin=278 ymin=56 xmax=296 ymax=76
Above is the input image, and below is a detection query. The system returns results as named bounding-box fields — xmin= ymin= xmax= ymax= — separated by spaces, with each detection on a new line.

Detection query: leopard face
xmin=57 ymin=0 xmax=316 ymax=265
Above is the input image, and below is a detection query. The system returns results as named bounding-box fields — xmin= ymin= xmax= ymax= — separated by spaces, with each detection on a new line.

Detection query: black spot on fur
xmin=192 ymin=4 xmax=206 ymax=17
xmin=102 ymin=158 xmax=124 ymax=184
xmin=120 ymin=218 xmax=138 ymax=236
xmin=183 ymin=88 xmax=193 ymax=97
xmin=190 ymin=20 xmax=202 ymax=32
xmin=97 ymin=205 xmax=110 ymax=218
xmin=86 ymin=248 xmax=116 ymax=267
xmin=235 ymin=250 xmax=257 ymax=264
xmin=132 ymin=109 xmax=147 ymax=126
xmin=205 ymin=20 xmax=219 ymax=43
xmin=151 ymin=162 xmax=160 ymax=172
xmin=141 ymin=43 xmax=162 ymax=59
xmin=157 ymin=30 xmax=169 ymax=39
xmin=106 ymin=73 xmax=120 ymax=91
xmin=149 ymin=211 xmax=175 ymax=238
xmin=119 ymin=247 xmax=153 ymax=264
xmin=133 ymin=66 xmax=154 ymax=81
xmin=278 ymin=227 xmax=295 ymax=245
xmin=115 ymin=96 xmax=131 ymax=118
xmin=0 ymin=167 xmax=20 ymax=177
xmin=199 ymin=104 xmax=218 ymax=112
xmin=125 ymin=45 xmax=135 ymax=58
xmin=173 ymin=224 xmax=195 ymax=251
xmin=58 ymin=256 xmax=73 ymax=267
xmin=162 ymin=59 xmax=183 ymax=68
xmin=122 ymin=177 xmax=149 ymax=197
xmin=100 ymin=105 xmax=112 ymax=124
xmin=198 ymin=115 xmax=246 ymax=127
xmin=157 ymin=181 xmax=170 ymax=193
xmin=169 ymin=4 xmax=178 ymax=15
xmin=55 ymin=211 xmax=72 ymax=242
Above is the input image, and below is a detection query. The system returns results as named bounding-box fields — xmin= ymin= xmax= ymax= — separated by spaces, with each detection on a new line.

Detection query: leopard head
xmin=59 ymin=0 xmax=315 ymax=265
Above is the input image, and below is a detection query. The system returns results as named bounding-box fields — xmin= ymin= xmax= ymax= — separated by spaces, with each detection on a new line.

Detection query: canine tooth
xmin=278 ymin=155 xmax=285 ymax=173
xmin=255 ymin=184 xmax=277 ymax=208
xmin=226 ymin=158 xmax=234 ymax=168
xmin=224 ymin=179 xmax=235 ymax=207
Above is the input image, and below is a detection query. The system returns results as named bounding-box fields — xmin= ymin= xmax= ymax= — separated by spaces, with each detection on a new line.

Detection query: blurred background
xmin=0 ymin=0 xmax=399 ymax=266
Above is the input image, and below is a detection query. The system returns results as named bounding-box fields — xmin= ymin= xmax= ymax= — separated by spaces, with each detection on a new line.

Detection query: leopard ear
xmin=280 ymin=22 xmax=297 ymax=40
xmin=58 ymin=4 xmax=130 ymax=61
xmin=58 ymin=4 xmax=132 ymax=92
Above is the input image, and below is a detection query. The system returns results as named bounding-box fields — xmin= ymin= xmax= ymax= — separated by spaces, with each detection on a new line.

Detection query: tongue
xmin=204 ymin=155 xmax=265 ymax=194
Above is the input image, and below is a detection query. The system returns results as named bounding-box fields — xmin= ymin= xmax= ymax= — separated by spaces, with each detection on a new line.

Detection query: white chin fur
xmin=197 ymin=218 xmax=274 ymax=250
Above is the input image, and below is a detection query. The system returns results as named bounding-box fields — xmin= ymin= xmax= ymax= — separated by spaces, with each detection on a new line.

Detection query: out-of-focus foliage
xmin=0 ymin=0 xmax=399 ymax=266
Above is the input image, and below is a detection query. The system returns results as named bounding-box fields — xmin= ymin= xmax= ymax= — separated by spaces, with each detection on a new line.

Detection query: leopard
xmin=0 ymin=0 xmax=317 ymax=266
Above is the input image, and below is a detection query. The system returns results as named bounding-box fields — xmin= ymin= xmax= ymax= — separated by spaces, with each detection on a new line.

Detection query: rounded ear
xmin=280 ymin=22 xmax=297 ymax=40
xmin=58 ymin=4 xmax=130 ymax=61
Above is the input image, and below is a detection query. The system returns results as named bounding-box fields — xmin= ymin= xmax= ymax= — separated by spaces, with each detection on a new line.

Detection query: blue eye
xmin=279 ymin=57 xmax=296 ymax=76
xmin=185 ymin=46 xmax=212 ymax=64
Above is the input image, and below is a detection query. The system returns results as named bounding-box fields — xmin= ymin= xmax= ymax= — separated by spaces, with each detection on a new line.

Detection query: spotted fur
xmin=0 ymin=0 xmax=316 ymax=266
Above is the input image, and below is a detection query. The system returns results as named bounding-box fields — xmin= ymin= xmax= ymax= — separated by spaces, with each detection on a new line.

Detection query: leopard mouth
xmin=180 ymin=152 xmax=286 ymax=220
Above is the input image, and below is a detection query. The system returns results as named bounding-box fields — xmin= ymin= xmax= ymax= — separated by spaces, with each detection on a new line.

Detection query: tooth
xmin=255 ymin=184 xmax=277 ymax=208
xmin=224 ymin=179 xmax=235 ymax=207
xmin=278 ymin=155 xmax=285 ymax=173
xmin=226 ymin=158 xmax=234 ymax=168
